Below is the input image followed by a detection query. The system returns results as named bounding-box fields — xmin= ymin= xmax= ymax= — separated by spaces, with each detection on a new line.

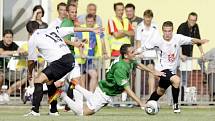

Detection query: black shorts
xmin=141 ymin=60 xmax=155 ymax=65
xmin=159 ymin=69 xmax=176 ymax=89
xmin=42 ymin=53 xmax=75 ymax=81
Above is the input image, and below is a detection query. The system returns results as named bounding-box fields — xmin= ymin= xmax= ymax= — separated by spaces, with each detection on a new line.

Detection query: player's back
xmin=28 ymin=28 xmax=71 ymax=63
xmin=99 ymin=58 xmax=134 ymax=96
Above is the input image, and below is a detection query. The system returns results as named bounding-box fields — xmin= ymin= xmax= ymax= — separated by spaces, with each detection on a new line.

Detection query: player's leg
xmin=148 ymin=69 xmax=172 ymax=101
xmin=60 ymin=89 xmax=84 ymax=115
xmin=25 ymin=53 xmax=75 ymax=116
xmin=65 ymin=62 xmax=81 ymax=111
xmin=170 ymin=75 xmax=181 ymax=113
xmin=147 ymin=63 xmax=155 ymax=95
xmin=46 ymin=81 xmax=59 ymax=115
xmin=83 ymin=87 xmax=111 ymax=116
xmin=74 ymin=82 xmax=93 ymax=101
xmin=88 ymin=69 xmax=98 ymax=92
xmin=29 ymin=72 xmax=49 ymax=115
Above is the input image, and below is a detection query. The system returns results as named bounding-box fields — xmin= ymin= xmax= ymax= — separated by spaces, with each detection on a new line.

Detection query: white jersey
xmin=28 ymin=27 xmax=74 ymax=63
xmin=135 ymin=21 xmax=161 ymax=50
xmin=150 ymin=34 xmax=193 ymax=71
xmin=49 ymin=18 xmax=62 ymax=29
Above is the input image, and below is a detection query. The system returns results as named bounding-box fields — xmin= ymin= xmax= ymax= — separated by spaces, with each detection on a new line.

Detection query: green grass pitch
xmin=0 ymin=106 xmax=215 ymax=121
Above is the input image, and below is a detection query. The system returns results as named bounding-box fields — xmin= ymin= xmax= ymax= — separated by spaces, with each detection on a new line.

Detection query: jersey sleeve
xmin=177 ymin=34 xmax=193 ymax=45
xmin=28 ymin=35 xmax=38 ymax=61
xmin=57 ymin=27 xmax=74 ymax=38
xmin=114 ymin=67 xmax=129 ymax=87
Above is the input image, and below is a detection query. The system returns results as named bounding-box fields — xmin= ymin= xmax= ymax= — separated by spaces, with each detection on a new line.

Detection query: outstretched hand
xmin=201 ymin=39 xmax=209 ymax=44
xmin=153 ymin=70 xmax=166 ymax=77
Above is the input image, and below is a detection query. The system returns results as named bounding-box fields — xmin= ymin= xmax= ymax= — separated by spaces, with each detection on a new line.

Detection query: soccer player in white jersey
xmin=136 ymin=21 xmax=208 ymax=113
xmin=49 ymin=44 xmax=165 ymax=116
xmin=25 ymin=21 xmax=101 ymax=116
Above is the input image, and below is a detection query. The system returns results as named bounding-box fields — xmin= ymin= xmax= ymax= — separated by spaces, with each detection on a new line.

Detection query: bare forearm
xmin=137 ymin=63 xmax=154 ymax=73
xmin=101 ymin=38 xmax=107 ymax=54
xmin=0 ymin=50 xmax=18 ymax=56
xmin=74 ymin=27 xmax=93 ymax=32
xmin=112 ymin=32 xmax=126 ymax=38
xmin=198 ymin=45 xmax=204 ymax=55
xmin=124 ymin=86 xmax=143 ymax=106
xmin=124 ymin=30 xmax=134 ymax=37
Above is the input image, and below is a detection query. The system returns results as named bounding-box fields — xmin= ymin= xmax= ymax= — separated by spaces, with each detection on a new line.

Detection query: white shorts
xmin=86 ymin=86 xmax=112 ymax=112
xmin=58 ymin=61 xmax=80 ymax=82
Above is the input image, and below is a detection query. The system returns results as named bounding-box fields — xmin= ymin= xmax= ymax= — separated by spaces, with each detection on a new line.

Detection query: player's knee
xmin=34 ymin=73 xmax=48 ymax=84
xmin=171 ymin=75 xmax=180 ymax=88
xmin=157 ymin=88 xmax=165 ymax=95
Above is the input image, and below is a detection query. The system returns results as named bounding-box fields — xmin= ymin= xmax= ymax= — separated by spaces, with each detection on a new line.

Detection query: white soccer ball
xmin=145 ymin=100 xmax=160 ymax=115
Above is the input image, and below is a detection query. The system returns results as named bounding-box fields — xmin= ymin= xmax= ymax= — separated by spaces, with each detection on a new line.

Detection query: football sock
xmin=32 ymin=83 xmax=43 ymax=113
xmin=47 ymin=83 xmax=58 ymax=113
xmin=172 ymin=86 xmax=179 ymax=104
xmin=148 ymin=91 xmax=162 ymax=101
xmin=61 ymin=91 xmax=83 ymax=115
xmin=75 ymin=85 xmax=93 ymax=101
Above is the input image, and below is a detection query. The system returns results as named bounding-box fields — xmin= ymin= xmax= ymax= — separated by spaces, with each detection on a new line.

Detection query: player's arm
xmin=124 ymin=86 xmax=144 ymax=108
xmin=27 ymin=35 xmax=38 ymax=79
xmin=64 ymin=39 xmax=85 ymax=48
xmin=197 ymin=45 xmax=205 ymax=57
xmin=0 ymin=48 xmax=18 ymax=56
xmin=191 ymin=38 xmax=209 ymax=45
xmin=136 ymin=63 xmax=165 ymax=77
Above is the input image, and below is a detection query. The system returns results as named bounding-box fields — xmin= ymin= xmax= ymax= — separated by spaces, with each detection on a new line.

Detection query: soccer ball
xmin=145 ymin=100 xmax=160 ymax=115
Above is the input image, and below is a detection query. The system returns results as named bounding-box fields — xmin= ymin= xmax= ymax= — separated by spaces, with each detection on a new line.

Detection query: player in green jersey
xmin=51 ymin=44 xmax=165 ymax=116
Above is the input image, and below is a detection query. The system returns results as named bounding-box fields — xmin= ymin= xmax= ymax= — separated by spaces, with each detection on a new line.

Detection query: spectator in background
xmin=75 ymin=14 xmax=103 ymax=92
xmin=49 ymin=2 xmax=67 ymax=28
xmin=0 ymin=29 xmax=25 ymax=102
xmin=135 ymin=9 xmax=159 ymax=95
xmin=107 ymin=2 xmax=134 ymax=58
xmin=67 ymin=0 xmax=78 ymax=6
xmin=31 ymin=5 xmax=48 ymax=29
xmin=125 ymin=3 xmax=143 ymax=46
xmin=177 ymin=12 xmax=205 ymax=101
xmin=78 ymin=3 xmax=103 ymax=27
xmin=198 ymin=48 xmax=215 ymax=101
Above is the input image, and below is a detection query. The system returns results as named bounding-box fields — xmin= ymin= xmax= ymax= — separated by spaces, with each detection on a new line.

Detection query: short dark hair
xmin=67 ymin=0 xmax=78 ymax=5
xmin=188 ymin=12 xmax=198 ymax=19
xmin=57 ymin=2 xmax=67 ymax=10
xmin=33 ymin=5 xmax=45 ymax=17
xmin=162 ymin=21 xmax=173 ymax=30
xmin=86 ymin=14 xmax=96 ymax=21
xmin=26 ymin=21 xmax=40 ymax=34
xmin=3 ymin=29 xmax=13 ymax=37
xmin=87 ymin=3 xmax=97 ymax=8
xmin=120 ymin=44 xmax=131 ymax=59
xmin=125 ymin=3 xmax=135 ymax=10
xmin=66 ymin=3 xmax=77 ymax=11
xmin=114 ymin=2 xmax=124 ymax=11
xmin=143 ymin=9 xmax=153 ymax=17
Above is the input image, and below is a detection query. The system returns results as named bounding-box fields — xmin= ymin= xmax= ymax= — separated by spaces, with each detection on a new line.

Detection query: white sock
xmin=61 ymin=92 xmax=83 ymax=115
xmin=75 ymin=85 xmax=93 ymax=101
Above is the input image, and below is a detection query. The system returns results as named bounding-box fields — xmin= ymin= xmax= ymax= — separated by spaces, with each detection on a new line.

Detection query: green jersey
xmin=60 ymin=18 xmax=74 ymax=54
xmin=99 ymin=57 xmax=137 ymax=96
